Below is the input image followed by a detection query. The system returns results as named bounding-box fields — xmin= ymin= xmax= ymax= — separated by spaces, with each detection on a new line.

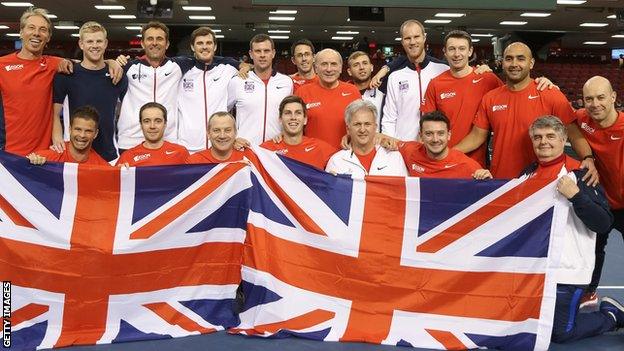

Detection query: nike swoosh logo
xmin=164 ymin=72 xmax=172 ymax=76
xmin=528 ymin=95 xmax=539 ymax=99
xmin=276 ymin=86 xmax=287 ymax=89
xmin=304 ymin=146 xmax=316 ymax=152
xmin=611 ymin=135 xmax=622 ymax=140
xmin=165 ymin=150 xmax=176 ymax=155
xmin=472 ymin=78 xmax=483 ymax=84
xmin=341 ymin=92 xmax=352 ymax=96
xmin=444 ymin=164 xmax=457 ymax=168
xmin=377 ymin=166 xmax=387 ymax=170
xmin=213 ymin=77 xmax=220 ymax=81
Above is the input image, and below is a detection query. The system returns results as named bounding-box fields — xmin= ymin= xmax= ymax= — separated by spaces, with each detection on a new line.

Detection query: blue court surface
xmin=57 ymin=232 xmax=624 ymax=351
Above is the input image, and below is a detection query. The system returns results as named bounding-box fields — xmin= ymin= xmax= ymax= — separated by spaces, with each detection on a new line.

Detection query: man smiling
xmin=261 ymin=95 xmax=337 ymax=169
xmin=26 ymin=106 xmax=109 ymax=166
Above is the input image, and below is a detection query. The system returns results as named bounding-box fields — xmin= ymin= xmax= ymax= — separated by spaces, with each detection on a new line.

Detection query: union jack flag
xmin=236 ymin=147 xmax=569 ymax=351
xmin=0 ymin=152 xmax=251 ymax=350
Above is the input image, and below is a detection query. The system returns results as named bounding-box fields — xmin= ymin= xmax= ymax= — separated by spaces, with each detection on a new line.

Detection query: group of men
xmin=1 ymin=7 xmax=624 ymax=345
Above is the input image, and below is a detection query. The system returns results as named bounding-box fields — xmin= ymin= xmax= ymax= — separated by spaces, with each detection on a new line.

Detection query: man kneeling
xmin=186 ymin=112 xmax=248 ymax=164
xmin=520 ymin=115 xmax=623 ymax=342
xmin=27 ymin=105 xmax=109 ymax=166
xmin=326 ymin=99 xmax=407 ymax=177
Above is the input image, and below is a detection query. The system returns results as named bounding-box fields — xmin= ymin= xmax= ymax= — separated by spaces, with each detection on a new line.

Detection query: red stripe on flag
xmin=426 ymin=329 xmax=468 ymax=350
xmin=130 ymin=162 xmax=247 ymax=239
xmin=245 ymin=152 xmax=327 ymax=236
xmin=0 ymin=194 xmax=35 ymax=228
xmin=229 ymin=309 xmax=335 ymax=335
xmin=417 ymin=178 xmax=551 ymax=253
xmin=10 ymin=303 xmax=49 ymax=326
xmin=144 ymin=302 xmax=216 ymax=333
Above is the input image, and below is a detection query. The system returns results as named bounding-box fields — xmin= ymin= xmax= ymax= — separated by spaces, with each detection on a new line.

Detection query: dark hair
xmin=71 ymin=105 xmax=100 ymax=127
xmin=191 ymin=26 xmax=216 ymax=46
xmin=290 ymin=39 xmax=315 ymax=57
xmin=141 ymin=21 xmax=169 ymax=41
xmin=139 ymin=102 xmax=167 ymax=122
xmin=443 ymin=30 xmax=473 ymax=48
xmin=419 ymin=110 xmax=450 ymax=130
xmin=249 ymin=33 xmax=274 ymax=50
xmin=279 ymin=95 xmax=307 ymax=117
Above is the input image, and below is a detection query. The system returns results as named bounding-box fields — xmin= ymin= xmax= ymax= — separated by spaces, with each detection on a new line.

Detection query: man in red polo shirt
xmin=26 ymin=106 xmax=109 ymax=166
xmin=421 ymin=30 xmax=503 ymax=166
xmin=574 ymin=75 xmax=624 ymax=307
xmin=186 ymin=112 xmax=248 ymax=164
xmin=455 ymin=42 xmax=596 ymax=181
xmin=385 ymin=111 xmax=492 ymax=179
xmin=261 ymin=95 xmax=337 ymax=170
xmin=295 ymin=48 xmax=361 ymax=148
xmin=117 ymin=102 xmax=189 ymax=167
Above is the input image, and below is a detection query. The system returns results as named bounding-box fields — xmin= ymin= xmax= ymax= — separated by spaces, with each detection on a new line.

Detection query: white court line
xmin=597 ymin=286 xmax=624 ymax=289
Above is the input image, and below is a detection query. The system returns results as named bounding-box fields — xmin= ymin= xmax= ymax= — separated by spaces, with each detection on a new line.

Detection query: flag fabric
xmin=0 ymin=152 xmax=251 ymax=350
xmin=236 ymin=147 xmax=568 ymax=351
xmin=0 ymin=148 xmax=569 ymax=351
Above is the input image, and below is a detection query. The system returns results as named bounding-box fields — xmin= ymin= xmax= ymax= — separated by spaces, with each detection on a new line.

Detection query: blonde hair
xmin=79 ymin=21 xmax=107 ymax=39
xmin=20 ymin=7 xmax=52 ymax=34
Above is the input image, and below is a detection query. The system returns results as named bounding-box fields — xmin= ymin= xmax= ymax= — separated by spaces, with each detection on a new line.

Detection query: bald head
xmin=583 ymin=76 xmax=613 ymax=95
xmin=582 ymin=76 xmax=617 ymax=126
xmin=503 ymin=42 xmax=533 ymax=59
xmin=314 ymin=48 xmax=343 ymax=88
xmin=314 ymin=48 xmax=342 ymax=66
xmin=502 ymin=41 xmax=535 ymax=86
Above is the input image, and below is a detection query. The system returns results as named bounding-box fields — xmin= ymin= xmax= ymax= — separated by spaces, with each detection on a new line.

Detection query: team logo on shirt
xmin=4 ymin=64 xmax=24 ymax=72
xmin=133 ymin=153 xmax=151 ymax=162
xmin=275 ymin=149 xmax=289 ymax=155
xmin=244 ymin=81 xmax=255 ymax=93
xmin=411 ymin=163 xmax=425 ymax=173
xmin=399 ymin=80 xmax=409 ymax=92
xmin=306 ymin=102 xmax=321 ymax=109
xmin=580 ymin=122 xmax=595 ymax=134
xmin=183 ymin=78 xmax=194 ymax=92
xmin=440 ymin=91 xmax=456 ymax=100
xmin=131 ymin=73 xmax=148 ymax=80
xmin=492 ymin=104 xmax=508 ymax=112
xmin=293 ymin=79 xmax=305 ymax=85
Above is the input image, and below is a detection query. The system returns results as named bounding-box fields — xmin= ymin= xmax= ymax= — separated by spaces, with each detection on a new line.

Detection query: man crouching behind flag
xmin=519 ymin=115 xmax=623 ymax=342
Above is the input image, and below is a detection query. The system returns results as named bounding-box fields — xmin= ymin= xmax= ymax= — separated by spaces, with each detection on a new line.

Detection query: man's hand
xmin=472 ymin=169 xmax=493 ymax=180
xmin=370 ymin=65 xmax=389 ymax=89
xmin=557 ymin=175 xmax=580 ymax=199
xmin=234 ymin=137 xmax=251 ymax=151
xmin=26 ymin=153 xmax=47 ymax=165
xmin=535 ymin=76 xmax=558 ymax=91
xmin=580 ymin=157 xmax=600 ymax=186
xmin=473 ymin=64 xmax=492 ymax=75
xmin=116 ymin=55 xmax=130 ymax=67
xmin=105 ymin=59 xmax=124 ymax=85
xmin=57 ymin=59 xmax=73 ymax=74
xmin=271 ymin=134 xmax=283 ymax=143
xmin=50 ymin=136 xmax=65 ymax=153
xmin=238 ymin=62 xmax=252 ymax=79
xmin=378 ymin=133 xmax=400 ymax=151
xmin=340 ymin=134 xmax=351 ymax=150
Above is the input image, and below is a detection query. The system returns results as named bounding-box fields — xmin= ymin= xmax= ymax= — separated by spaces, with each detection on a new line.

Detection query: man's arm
xmin=381 ymin=76 xmax=398 ymax=137
xmin=558 ymin=171 xmax=613 ymax=233
xmin=51 ymin=103 xmax=65 ymax=152
xmin=454 ymin=126 xmax=489 ymax=154
xmin=567 ymin=123 xmax=599 ymax=186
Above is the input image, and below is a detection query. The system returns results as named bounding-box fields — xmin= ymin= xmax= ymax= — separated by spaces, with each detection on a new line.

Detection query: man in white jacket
xmin=519 ymin=115 xmax=623 ymax=343
xmin=227 ymin=34 xmax=293 ymax=145
xmin=326 ymin=99 xmax=407 ymax=178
